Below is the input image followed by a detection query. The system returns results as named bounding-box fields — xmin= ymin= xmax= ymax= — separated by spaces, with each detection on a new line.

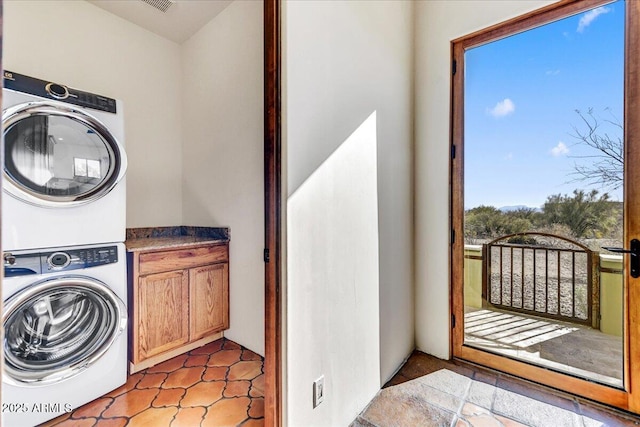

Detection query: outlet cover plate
xmin=313 ymin=375 xmax=325 ymax=408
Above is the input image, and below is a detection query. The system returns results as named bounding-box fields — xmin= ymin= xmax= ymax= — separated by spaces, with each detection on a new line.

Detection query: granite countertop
xmin=125 ymin=226 xmax=230 ymax=252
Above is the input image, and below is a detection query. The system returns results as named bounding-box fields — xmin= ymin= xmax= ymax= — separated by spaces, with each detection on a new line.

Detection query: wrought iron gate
xmin=482 ymin=232 xmax=599 ymax=327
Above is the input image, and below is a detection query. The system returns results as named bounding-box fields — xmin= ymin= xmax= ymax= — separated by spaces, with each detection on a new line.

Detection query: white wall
xmin=181 ymin=0 xmax=265 ymax=355
xmin=284 ymin=1 xmax=414 ymax=425
xmin=3 ymin=0 xmax=183 ymax=228
xmin=414 ymin=0 xmax=557 ymax=358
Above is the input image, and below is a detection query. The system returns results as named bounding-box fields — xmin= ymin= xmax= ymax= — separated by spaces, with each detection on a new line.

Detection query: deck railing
xmin=481 ymin=232 xmax=599 ymax=328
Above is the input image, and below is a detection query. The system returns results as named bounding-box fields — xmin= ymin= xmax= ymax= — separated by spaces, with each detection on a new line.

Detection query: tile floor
xmin=353 ymin=351 xmax=640 ymax=427
xmin=39 ymin=338 xmax=264 ymax=427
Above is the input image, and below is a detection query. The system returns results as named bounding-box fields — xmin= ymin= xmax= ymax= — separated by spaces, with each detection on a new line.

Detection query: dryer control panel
xmin=3 ymin=70 xmax=117 ymax=113
xmin=3 ymin=246 xmax=118 ymax=277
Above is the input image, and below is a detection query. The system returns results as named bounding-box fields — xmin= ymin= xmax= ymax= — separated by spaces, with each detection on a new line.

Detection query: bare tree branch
xmin=568 ymin=108 xmax=623 ymax=191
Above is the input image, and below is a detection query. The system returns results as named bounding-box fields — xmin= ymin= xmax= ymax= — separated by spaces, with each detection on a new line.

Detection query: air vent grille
xmin=140 ymin=0 xmax=174 ymax=13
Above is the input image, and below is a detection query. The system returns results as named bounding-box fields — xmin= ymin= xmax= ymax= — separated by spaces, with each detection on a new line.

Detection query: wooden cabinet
xmin=189 ymin=263 xmax=229 ymax=341
xmin=129 ymin=242 xmax=229 ymax=372
xmin=137 ymin=270 xmax=189 ymax=360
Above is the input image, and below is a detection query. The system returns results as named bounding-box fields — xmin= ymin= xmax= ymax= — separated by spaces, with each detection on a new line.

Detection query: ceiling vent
xmin=140 ymin=0 xmax=175 ymax=13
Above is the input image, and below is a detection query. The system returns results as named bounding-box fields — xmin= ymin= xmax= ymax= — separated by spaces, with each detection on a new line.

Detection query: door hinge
xmin=452 ymin=314 xmax=456 ymax=329
xmin=451 ymin=144 xmax=456 ymax=159
xmin=264 ymin=248 xmax=270 ymax=263
xmin=452 ymin=59 xmax=457 ymax=76
xmin=451 ymin=229 xmax=456 ymax=244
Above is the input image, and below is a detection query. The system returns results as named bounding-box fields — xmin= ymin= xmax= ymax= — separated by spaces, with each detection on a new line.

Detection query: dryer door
xmin=2 ymin=101 xmax=127 ymax=207
xmin=2 ymin=276 xmax=127 ymax=385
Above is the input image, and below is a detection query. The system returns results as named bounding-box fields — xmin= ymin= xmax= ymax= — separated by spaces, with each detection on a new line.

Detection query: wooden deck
xmin=464 ymin=307 xmax=623 ymax=388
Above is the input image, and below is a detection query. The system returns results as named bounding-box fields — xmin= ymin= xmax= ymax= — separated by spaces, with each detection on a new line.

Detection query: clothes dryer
xmin=2 ymin=70 xmax=127 ymax=251
xmin=2 ymin=243 xmax=128 ymax=427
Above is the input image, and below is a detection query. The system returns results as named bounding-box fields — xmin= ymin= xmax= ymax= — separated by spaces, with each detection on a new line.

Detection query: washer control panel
xmin=74 ymin=247 xmax=119 ymax=268
xmin=3 ymin=246 xmax=118 ymax=277
xmin=3 ymin=70 xmax=117 ymax=113
xmin=43 ymin=246 xmax=118 ymax=272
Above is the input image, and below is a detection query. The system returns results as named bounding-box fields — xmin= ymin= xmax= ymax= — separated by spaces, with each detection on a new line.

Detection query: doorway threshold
xmin=352 ymin=351 xmax=640 ymax=427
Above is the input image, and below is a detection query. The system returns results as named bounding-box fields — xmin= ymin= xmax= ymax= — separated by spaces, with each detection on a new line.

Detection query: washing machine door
xmin=2 ymin=101 xmax=127 ymax=207
xmin=2 ymin=276 xmax=127 ymax=385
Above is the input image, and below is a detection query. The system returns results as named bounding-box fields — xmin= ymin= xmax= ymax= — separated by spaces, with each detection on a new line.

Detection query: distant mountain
xmin=499 ymin=205 xmax=541 ymax=212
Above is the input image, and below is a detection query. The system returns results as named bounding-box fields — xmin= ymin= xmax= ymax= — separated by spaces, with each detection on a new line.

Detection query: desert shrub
xmin=506 ymin=235 xmax=538 ymax=245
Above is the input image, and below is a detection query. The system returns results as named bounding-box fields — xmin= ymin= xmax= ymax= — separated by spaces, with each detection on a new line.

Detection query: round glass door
xmin=2 ymin=101 xmax=126 ymax=207
xmin=3 ymin=277 xmax=126 ymax=385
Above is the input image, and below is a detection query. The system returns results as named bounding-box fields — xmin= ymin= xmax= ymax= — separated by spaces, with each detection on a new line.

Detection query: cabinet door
xmin=137 ymin=270 xmax=189 ymax=360
xmin=189 ymin=263 xmax=229 ymax=341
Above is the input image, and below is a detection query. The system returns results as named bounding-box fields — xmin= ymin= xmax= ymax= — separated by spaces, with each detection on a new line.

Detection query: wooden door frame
xmin=451 ymin=0 xmax=639 ymax=412
xmin=264 ymin=0 xmax=282 ymax=426
xmin=624 ymin=0 xmax=640 ymax=413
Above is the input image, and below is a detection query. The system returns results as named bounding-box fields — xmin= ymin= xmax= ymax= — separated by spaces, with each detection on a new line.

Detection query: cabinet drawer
xmin=139 ymin=244 xmax=228 ymax=275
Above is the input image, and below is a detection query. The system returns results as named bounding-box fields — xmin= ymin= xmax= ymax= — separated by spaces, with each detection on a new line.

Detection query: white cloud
xmin=545 ymin=69 xmax=560 ymax=76
xmin=505 ymin=153 xmax=513 ymax=161
xmin=551 ymin=141 xmax=569 ymax=157
xmin=487 ymin=98 xmax=515 ymax=118
xmin=577 ymin=7 xmax=610 ymax=33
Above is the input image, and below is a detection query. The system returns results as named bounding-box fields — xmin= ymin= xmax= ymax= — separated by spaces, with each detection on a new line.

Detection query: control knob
xmin=45 ymin=82 xmax=69 ymax=100
xmin=48 ymin=252 xmax=71 ymax=269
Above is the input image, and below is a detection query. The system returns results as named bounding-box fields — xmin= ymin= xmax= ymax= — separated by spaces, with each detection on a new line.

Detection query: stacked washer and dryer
xmin=2 ymin=71 xmax=129 ymax=427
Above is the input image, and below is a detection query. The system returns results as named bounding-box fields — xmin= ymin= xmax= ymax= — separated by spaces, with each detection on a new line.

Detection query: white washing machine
xmin=2 ymin=70 xmax=127 ymax=251
xmin=2 ymin=243 xmax=128 ymax=427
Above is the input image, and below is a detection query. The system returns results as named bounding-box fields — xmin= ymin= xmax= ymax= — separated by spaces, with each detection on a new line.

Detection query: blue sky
xmin=464 ymin=0 xmax=625 ymax=210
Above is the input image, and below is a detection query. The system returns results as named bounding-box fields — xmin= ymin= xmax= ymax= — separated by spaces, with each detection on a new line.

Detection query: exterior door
xmin=451 ymin=0 xmax=640 ymax=411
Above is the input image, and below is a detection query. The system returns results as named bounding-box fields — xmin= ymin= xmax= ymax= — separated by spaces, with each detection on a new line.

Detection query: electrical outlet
xmin=313 ymin=375 xmax=325 ymax=408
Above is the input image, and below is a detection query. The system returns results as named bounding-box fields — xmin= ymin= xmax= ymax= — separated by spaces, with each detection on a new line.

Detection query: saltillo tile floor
xmin=39 ymin=338 xmax=264 ymax=427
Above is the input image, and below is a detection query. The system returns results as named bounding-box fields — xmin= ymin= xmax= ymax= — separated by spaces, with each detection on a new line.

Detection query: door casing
xmin=264 ymin=0 xmax=282 ymax=425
